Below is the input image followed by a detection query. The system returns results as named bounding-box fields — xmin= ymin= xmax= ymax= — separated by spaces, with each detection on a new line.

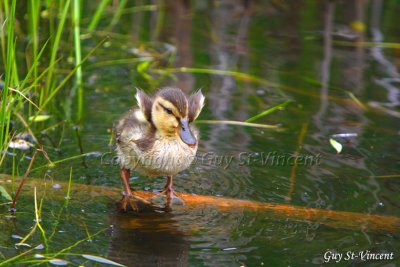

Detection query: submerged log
xmin=1 ymin=174 xmax=400 ymax=233
xmin=140 ymin=191 xmax=400 ymax=233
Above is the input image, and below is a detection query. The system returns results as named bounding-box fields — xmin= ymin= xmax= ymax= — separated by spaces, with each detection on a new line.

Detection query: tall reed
xmin=0 ymin=0 xmax=110 ymax=174
xmin=0 ymin=0 xmax=17 ymax=165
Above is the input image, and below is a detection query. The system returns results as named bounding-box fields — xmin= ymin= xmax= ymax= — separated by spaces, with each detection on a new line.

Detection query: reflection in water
xmin=107 ymin=207 xmax=257 ymax=266
xmin=370 ymin=0 xmax=398 ymax=78
xmin=166 ymin=0 xmax=195 ymax=92
xmin=370 ymin=0 xmax=400 ymax=110
xmin=205 ymin=1 xmax=258 ymax=199
xmin=206 ymin=0 xmax=252 ymax=149
xmin=309 ymin=0 xmax=336 ymax=213
xmin=108 ymin=211 xmax=189 ymax=267
xmin=310 ymin=1 xmax=382 ymax=220
xmin=172 ymin=0 xmax=257 ymax=200
xmin=349 ymin=0 xmax=366 ymax=94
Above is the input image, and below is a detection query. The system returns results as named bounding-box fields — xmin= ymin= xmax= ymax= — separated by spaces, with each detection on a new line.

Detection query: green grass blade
xmin=31 ymin=152 xmax=90 ymax=171
xmin=0 ymin=0 xmax=16 ymax=155
xmin=107 ymin=0 xmax=128 ymax=30
xmin=245 ymin=100 xmax=292 ymax=123
xmin=86 ymin=57 xmax=153 ymax=69
xmin=73 ymin=0 xmax=83 ymax=122
xmin=196 ymin=120 xmax=280 ymax=129
xmin=42 ymin=0 xmax=71 ymax=106
xmin=88 ymin=0 xmax=110 ymax=31
xmin=164 ymin=67 xmax=278 ymax=87
xmin=39 ymin=38 xmax=107 ymax=110
xmin=28 ymin=0 xmax=41 ymax=84
xmin=20 ymin=38 xmax=50 ymax=90
xmin=121 ymin=4 xmax=157 ymax=15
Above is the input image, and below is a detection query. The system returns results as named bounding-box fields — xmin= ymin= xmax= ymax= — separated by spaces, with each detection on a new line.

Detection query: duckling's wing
xmin=136 ymin=89 xmax=153 ymax=122
xmin=115 ymin=109 xmax=156 ymax=152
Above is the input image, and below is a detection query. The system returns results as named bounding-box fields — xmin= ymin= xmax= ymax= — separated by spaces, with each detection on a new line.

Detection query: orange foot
xmin=119 ymin=192 xmax=150 ymax=212
xmin=150 ymin=188 xmax=185 ymax=208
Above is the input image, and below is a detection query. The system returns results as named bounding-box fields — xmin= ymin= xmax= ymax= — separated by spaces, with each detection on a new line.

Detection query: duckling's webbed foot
xmin=120 ymin=192 xmax=150 ymax=212
xmin=118 ymin=168 xmax=150 ymax=212
xmin=120 ymin=194 xmax=138 ymax=212
xmin=150 ymin=175 xmax=185 ymax=208
xmin=150 ymin=188 xmax=185 ymax=208
xmin=166 ymin=190 xmax=185 ymax=206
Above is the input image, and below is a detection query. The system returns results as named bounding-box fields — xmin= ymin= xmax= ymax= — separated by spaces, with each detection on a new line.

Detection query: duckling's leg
xmin=119 ymin=168 xmax=149 ymax=211
xmin=164 ymin=175 xmax=175 ymax=207
xmin=151 ymin=175 xmax=185 ymax=208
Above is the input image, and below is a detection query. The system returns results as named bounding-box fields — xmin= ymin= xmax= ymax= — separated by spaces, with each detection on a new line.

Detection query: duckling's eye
xmin=164 ymin=107 xmax=173 ymax=115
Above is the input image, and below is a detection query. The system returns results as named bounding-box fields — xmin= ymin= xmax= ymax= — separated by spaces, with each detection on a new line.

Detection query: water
xmin=1 ymin=1 xmax=400 ymax=266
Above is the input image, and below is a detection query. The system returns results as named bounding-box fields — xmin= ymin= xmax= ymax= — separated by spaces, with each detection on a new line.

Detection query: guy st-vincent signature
xmin=324 ymin=250 xmax=394 ymax=263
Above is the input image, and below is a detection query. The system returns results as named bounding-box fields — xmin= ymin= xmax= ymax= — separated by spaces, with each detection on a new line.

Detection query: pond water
xmin=1 ymin=1 xmax=400 ymax=266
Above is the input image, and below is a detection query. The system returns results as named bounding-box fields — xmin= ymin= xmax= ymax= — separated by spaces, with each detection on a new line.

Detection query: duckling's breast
xmin=117 ymin=137 xmax=197 ymax=177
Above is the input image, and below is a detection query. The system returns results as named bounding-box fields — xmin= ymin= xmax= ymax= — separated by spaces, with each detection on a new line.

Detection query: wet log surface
xmin=1 ymin=174 xmax=399 ymax=233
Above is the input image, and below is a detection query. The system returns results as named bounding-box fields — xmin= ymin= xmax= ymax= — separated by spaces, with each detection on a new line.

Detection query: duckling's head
xmin=136 ymin=87 xmax=205 ymax=147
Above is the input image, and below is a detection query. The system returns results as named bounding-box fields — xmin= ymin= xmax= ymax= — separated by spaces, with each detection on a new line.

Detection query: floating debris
xmin=15 ymin=242 xmax=32 ymax=248
xmin=15 ymin=132 xmax=36 ymax=142
xmin=49 ymin=258 xmax=69 ymax=266
xmin=52 ymin=184 xmax=62 ymax=189
xmin=35 ymin=244 xmax=45 ymax=250
xmin=11 ymin=234 xmax=23 ymax=240
xmin=329 ymin=138 xmax=343 ymax=154
xmin=5 ymin=151 xmax=17 ymax=156
xmin=34 ymin=254 xmax=46 ymax=259
xmin=8 ymin=139 xmax=34 ymax=150
xmin=222 ymin=247 xmax=237 ymax=251
xmin=256 ymin=89 xmax=265 ymax=95
xmin=82 ymin=254 xmax=126 ymax=266
xmin=331 ymin=133 xmax=358 ymax=138
xmin=85 ymin=151 xmax=102 ymax=158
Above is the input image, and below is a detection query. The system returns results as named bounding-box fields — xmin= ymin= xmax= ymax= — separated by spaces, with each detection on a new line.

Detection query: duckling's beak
xmin=179 ymin=118 xmax=196 ymax=147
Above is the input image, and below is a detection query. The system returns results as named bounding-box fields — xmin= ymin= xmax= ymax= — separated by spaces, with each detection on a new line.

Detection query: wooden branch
xmin=130 ymin=191 xmax=400 ymax=233
xmin=1 ymin=174 xmax=399 ymax=233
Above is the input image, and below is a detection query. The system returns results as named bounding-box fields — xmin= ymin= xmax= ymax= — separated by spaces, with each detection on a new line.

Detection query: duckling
xmin=115 ymin=87 xmax=205 ymax=211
